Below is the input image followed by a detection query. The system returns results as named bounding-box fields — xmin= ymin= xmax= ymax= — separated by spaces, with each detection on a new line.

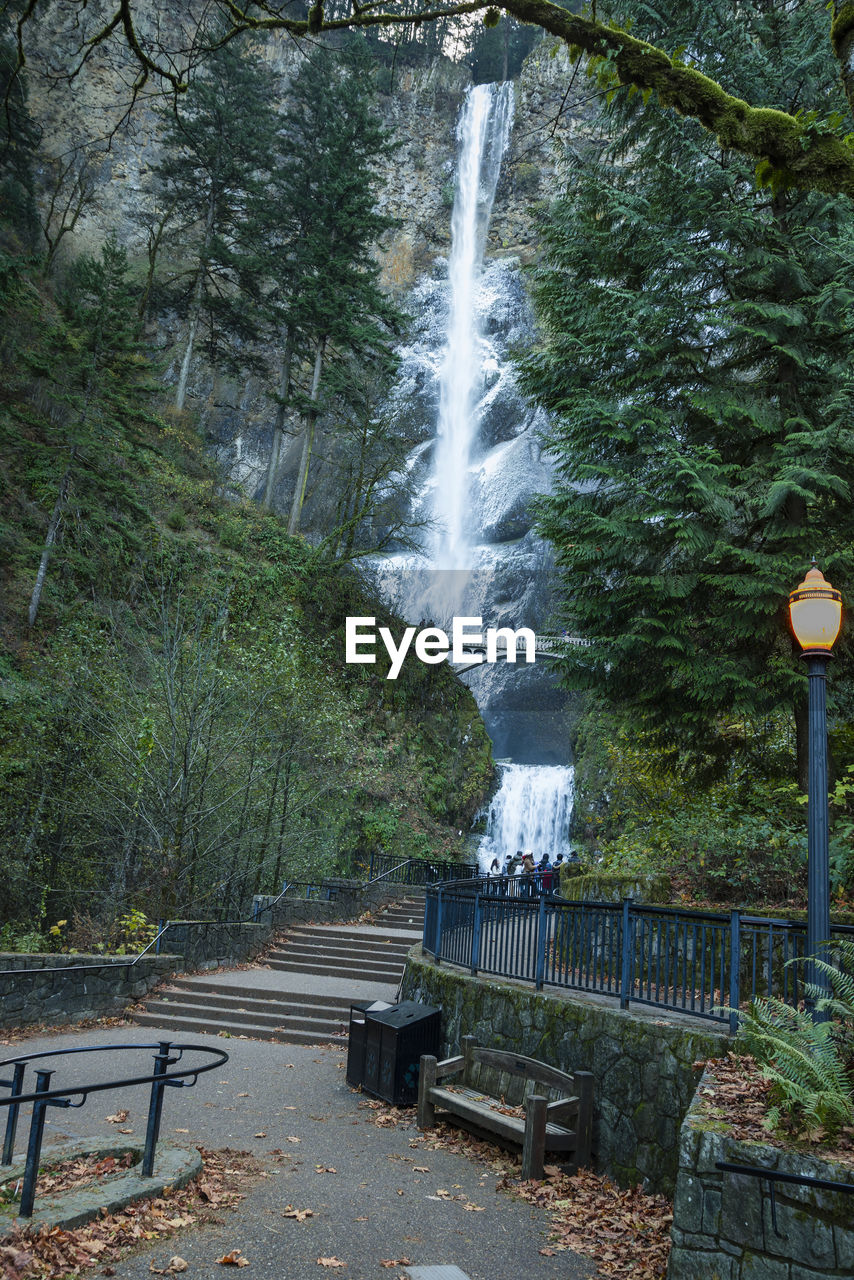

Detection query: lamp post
xmin=788 ymin=563 xmax=842 ymax=1012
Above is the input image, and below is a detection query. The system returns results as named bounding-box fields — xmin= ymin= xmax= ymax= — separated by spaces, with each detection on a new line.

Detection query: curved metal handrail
xmin=0 ymin=1040 xmax=228 ymax=1218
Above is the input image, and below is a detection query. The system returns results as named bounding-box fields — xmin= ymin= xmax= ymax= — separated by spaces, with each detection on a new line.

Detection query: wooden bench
xmin=417 ymin=1035 xmax=594 ymax=1180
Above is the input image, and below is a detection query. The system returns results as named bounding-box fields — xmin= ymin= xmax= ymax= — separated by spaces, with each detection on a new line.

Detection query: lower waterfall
xmin=477 ymin=763 xmax=574 ymax=871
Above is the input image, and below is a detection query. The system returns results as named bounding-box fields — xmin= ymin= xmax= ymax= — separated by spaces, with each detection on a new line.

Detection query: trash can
xmin=346 ymin=1000 xmax=392 ymax=1088
xmin=362 ymin=1001 xmax=440 ymax=1105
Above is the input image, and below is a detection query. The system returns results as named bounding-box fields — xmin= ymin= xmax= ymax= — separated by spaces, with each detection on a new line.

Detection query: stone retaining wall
xmin=668 ymin=1067 xmax=854 ymax=1279
xmin=0 ymin=879 xmax=421 ymax=1029
xmin=0 ymin=953 xmax=178 ymax=1029
xmin=400 ymin=946 xmax=729 ymax=1196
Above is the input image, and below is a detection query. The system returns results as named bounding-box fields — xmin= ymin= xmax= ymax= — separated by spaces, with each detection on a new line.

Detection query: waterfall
xmin=478 ymin=763 xmax=575 ymax=871
xmin=378 ymin=81 xmax=575 ymax=862
xmin=432 ymin=81 xmax=514 ymax=571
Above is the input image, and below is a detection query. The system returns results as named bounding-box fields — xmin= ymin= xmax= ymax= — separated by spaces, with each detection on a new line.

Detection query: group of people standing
xmin=486 ymin=850 xmax=570 ymax=895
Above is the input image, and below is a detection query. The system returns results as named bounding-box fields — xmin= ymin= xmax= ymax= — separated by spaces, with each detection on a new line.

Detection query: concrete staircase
xmin=134 ymin=892 xmax=425 ymax=1046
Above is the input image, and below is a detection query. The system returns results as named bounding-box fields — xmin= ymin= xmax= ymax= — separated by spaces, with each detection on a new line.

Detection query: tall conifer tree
xmin=519 ymin=0 xmax=854 ymax=776
xmin=152 ymin=37 xmax=280 ymax=409
xmin=258 ymin=39 xmax=405 ymax=531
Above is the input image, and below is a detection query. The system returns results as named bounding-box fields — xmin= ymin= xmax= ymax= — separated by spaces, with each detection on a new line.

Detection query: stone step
xmin=284 ymin=924 xmax=420 ymax=945
xmin=264 ymin=956 xmax=404 ymax=982
xmin=271 ymin=940 xmax=411 ymax=964
xmin=153 ymin=988 xmax=351 ymax=1021
xmin=144 ymin=998 xmax=345 ymax=1035
xmin=163 ymin=979 xmax=350 ymax=1011
xmin=133 ymin=1010 xmax=346 ymax=1047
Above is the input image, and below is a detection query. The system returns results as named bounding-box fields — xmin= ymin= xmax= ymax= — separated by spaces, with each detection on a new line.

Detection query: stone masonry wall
xmin=668 ymin=1067 xmax=854 ymax=1280
xmin=0 ymin=953 xmax=178 ymax=1029
xmin=0 ymin=880 xmax=419 ymax=1029
xmin=400 ymin=946 xmax=730 ymax=1196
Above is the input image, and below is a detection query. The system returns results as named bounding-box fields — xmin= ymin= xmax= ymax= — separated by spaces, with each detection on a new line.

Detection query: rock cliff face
xmin=24 ymin=20 xmax=581 ymax=516
xmin=25 ymin=22 xmax=584 ymax=761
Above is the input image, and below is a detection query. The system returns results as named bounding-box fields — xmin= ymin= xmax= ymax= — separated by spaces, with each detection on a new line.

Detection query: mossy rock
xmin=559 ymin=869 xmax=671 ymax=904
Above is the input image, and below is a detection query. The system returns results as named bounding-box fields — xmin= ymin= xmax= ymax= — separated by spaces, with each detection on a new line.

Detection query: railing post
xmin=1 ymin=1061 xmax=25 ymax=1165
xmin=535 ymin=892 xmax=548 ymax=990
xmin=142 ymin=1041 xmax=173 ymax=1177
xmin=435 ymin=888 xmax=443 ymax=965
xmin=470 ymin=893 xmax=482 ymax=975
xmin=19 ymin=1070 xmax=53 ymax=1218
xmin=728 ymin=909 xmax=741 ymax=1035
xmin=620 ymin=898 xmax=632 ymax=1010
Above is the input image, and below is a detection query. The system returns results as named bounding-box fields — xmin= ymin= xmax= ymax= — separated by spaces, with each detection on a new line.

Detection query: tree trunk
xmin=27 ymin=448 xmax=76 ymax=628
xmin=262 ymin=329 xmax=295 ymax=509
xmin=175 ymin=192 xmax=216 ymax=411
xmin=287 ymin=336 xmax=327 ymax=536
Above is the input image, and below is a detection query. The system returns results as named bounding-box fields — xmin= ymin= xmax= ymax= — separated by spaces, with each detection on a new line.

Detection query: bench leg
xmin=574 ymin=1071 xmax=594 ymax=1168
xmin=521 ymin=1094 xmax=547 ymax=1180
xmin=417 ymin=1055 xmax=437 ymax=1129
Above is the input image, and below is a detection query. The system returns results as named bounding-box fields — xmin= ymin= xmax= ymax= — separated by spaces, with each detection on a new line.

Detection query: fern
xmin=732 ymin=939 xmax=854 ymax=1137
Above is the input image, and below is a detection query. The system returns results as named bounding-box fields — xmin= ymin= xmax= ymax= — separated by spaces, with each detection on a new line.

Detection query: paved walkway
xmin=1 ymin=1002 xmax=594 ymax=1279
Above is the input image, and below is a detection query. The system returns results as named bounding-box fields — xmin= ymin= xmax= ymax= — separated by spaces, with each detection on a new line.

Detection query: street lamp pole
xmin=788 ymin=563 xmax=842 ymax=1013
xmin=805 ymin=650 xmax=831 ymax=1000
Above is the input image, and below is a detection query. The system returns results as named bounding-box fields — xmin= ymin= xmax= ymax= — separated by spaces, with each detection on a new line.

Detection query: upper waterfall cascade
xmin=432 ymin=82 xmax=514 ymax=571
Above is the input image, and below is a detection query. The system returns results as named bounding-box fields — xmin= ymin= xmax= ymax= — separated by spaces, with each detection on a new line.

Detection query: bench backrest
xmin=461 ymin=1036 xmax=577 ymax=1106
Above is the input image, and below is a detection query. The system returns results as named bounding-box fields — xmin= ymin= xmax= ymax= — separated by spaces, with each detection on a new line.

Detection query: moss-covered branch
xmin=13 ymin=0 xmax=854 ymax=198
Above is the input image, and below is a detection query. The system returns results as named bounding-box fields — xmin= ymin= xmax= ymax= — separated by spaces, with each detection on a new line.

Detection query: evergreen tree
xmin=26 ymin=235 xmax=149 ymax=628
xmin=152 ymin=37 xmax=281 ymax=409
xmin=0 ymin=27 xmax=40 ymax=250
xmin=258 ymin=39 xmax=405 ymax=533
xmin=519 ymin=0 xmax=854 ymax=778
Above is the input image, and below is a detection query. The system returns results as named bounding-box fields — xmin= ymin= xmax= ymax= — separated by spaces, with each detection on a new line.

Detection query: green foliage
xmin=0 ymin=239 xmax=493 ymax=934
xmin=519 ymin=0 xmax=854 ymax=772
xmin=570 ymin=706 xmax=812 ymax=905
xmin=733 ymin=940 xmax=854 ymax=1136
xmin=150 ymin=36 xmax=282 ymax=372
xmin=0 ymin=27 xmax=39 ymax=250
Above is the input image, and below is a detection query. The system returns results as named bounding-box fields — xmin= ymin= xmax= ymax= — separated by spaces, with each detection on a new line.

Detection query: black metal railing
xmin=0 ymin=1042 xmax=227 ymax=1218
xmin=0 ymin=877 xmax=321 ymax=982
xmin=423 ymin=881 xmax=854 ymax=1029
xmin=366 ymin=854 xmax=479 ymax=885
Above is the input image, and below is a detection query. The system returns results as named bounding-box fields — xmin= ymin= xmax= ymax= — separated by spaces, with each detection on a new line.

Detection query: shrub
xmin=732 ymin=938 xmax=854 ymax=1137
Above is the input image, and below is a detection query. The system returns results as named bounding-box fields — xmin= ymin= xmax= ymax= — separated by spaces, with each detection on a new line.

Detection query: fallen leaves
xmin=1 ymin=1153 xmax=135 ymax=1206
xmin=699 ymin=1054 xmax=854 ymax=1165
xmin=282 ymin=1207 xmax=313 ymax=1222
xmin=216 ymin=1250 xmax=249 ymax=1267
xmin=149 ymin=1257 xmax=188 ymax=1274
xmin=0 ymin=1149 xmax=262 ymax=1280
xmin=501 ymin=1165 xmax=672 ymax=1279
xmin=379 ymin=1259 xmax=410 ymax=1269
xmin=104 ymin=1111 xmax=129 ymax=1124
xmin=314 ymin=1165 xmax=336 ymax=1174
xmin=316 ymin=1259 xmax=346 ymax=1269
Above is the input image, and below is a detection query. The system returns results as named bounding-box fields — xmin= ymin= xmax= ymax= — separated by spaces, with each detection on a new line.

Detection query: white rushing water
xmin=432 ymin=81 xmax=514 ymax=572
xmin=478 ymin=763 xmax=575 ymax=871
xmin=378 ymin=82 xmax=575 ymax=860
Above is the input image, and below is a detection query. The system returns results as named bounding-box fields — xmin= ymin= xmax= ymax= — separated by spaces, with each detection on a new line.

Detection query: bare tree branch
xmin=7 ymin=0 xmax=854 ymax=196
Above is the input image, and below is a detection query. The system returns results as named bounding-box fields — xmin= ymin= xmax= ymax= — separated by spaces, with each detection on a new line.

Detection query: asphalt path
xmin=1 ymin=1024 xmax=594 ymax=1280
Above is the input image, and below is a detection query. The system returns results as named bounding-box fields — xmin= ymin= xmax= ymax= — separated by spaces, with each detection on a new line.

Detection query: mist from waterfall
xmin=432 ymin=81 xmax=514 ymax=573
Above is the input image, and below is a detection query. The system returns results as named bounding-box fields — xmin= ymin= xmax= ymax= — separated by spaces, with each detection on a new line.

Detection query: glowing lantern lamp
xmin=788 ymin=563 xmax=842 ymax=1015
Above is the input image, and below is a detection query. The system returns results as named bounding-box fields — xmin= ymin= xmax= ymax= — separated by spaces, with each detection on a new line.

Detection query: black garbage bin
xmin=346 ymin=1000 xmax=392 ymax=1088
xmin=362 ymin=1001 xmax=440 ymax=1105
